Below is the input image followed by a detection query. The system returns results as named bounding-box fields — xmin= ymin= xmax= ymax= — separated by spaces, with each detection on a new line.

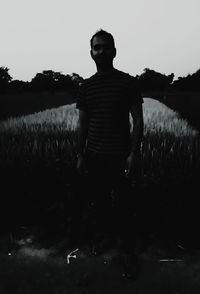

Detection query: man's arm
xmin=77 ymin=109 xmax=88 ymax=154
xmin=76 ymin=109 xmax=88 ymax=174
xmin=126 ymin=103 xmax=144 ymax=176
xmin=130 ymin=103 xmax=144 ymax=155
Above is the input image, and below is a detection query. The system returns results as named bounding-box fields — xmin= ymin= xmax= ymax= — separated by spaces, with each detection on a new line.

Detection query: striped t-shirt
xmin=76 ymin=68 xmax=143 ymax=156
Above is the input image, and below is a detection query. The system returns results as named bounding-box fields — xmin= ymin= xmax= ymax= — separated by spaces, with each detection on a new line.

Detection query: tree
xmin=53 ymin=72 xmax=74 ymax=91
xmin=30 ymin=70 xmax=79 ymax=92
xmin=0 ymin=66 xmax=12 ymax=93
xmin=71 ymin=73 xmax=84 ymax=87
xmin=9 ymin=80 xmax=29 ymax=93
xmin=31 ymin=70 xmax=56 ymax=92
xmin=139 ymin=68 xmax=174 ymax=92
xmin=171 ymin=68 xmax=200 ymax=91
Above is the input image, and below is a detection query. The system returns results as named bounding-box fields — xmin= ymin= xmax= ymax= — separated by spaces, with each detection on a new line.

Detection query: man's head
xmin=90 ymin=29 xmax=116 ymax=67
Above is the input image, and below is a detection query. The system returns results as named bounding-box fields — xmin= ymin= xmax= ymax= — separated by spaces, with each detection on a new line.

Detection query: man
xmin=74 ymin=29 xmax=143 ymax=278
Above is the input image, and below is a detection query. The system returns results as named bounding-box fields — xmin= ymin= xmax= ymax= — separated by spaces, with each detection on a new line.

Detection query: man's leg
xmin=113 ymin=173 xmax=141 ymax=279
xmin=87 ymin=166 xmax=113 ymax=241
xmin=67 ymin=172 xmax=90 ymax=248
xmin=112 ymin=175 xmax=135 ymax=247
xmin=83 ymin=153 xmax=117 ymax=252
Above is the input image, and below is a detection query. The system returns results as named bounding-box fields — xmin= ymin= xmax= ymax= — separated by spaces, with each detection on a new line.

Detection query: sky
xmin=1 ymin=0 xmax=200 ymax=82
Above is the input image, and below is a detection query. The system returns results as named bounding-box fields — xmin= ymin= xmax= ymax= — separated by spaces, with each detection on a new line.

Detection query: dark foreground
xmin=0 ymin=226 xmax=200 ymax=294
xmin=0 ymin=163 xmax=200 ymax=293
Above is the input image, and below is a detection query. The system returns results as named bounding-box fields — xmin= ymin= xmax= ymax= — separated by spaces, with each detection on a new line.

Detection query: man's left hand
xmin=125 ymin=152 xmax=135 ymax=176
xmin=125 ymin=151 xmax=142 ymax=176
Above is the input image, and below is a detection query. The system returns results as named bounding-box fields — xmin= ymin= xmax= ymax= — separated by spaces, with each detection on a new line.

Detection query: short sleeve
xmin=76 ymin=81 xmax=87 ymax=111
xmin=128 ymin=76 xmax=143 ymax=107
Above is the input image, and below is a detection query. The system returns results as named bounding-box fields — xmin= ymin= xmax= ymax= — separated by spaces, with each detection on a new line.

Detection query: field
xmin=0 ymin=97 xmax=199 ymax=244
xmin=145 ymin=90 xmax=200 ymax=130
xmin=0 ymin=97 xmax=200 ymax=293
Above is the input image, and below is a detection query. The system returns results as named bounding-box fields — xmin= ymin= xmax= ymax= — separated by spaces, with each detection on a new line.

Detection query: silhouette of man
xmin=73 ymin=29 xmax=143 ymax=278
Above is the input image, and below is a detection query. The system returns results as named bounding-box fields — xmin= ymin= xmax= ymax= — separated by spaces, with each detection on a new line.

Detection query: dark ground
xmin=0 ymin=219 xmax=200 ymax=294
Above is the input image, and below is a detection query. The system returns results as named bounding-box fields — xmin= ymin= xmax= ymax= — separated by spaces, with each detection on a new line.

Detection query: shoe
xmin=119 ymin=252 xmax=140 ymax=280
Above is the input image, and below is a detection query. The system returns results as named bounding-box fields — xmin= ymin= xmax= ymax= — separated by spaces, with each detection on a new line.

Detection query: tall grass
xmin=0 ymin=97 xmax=199 ymax=234
xmin=0 ymin=98 xmax=199 ymax=182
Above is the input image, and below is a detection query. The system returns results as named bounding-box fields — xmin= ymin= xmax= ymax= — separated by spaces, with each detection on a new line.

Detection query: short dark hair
xmin=90 ymin=29 xmax=115 ymax=49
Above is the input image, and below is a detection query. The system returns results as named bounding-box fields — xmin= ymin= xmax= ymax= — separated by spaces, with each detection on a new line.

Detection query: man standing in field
xmin=74 ymin=29 xmax=144 ymax=279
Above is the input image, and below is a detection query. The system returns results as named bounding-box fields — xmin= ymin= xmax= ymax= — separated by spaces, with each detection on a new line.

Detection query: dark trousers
xmin=70 ymin=151 xmax=138 ymax=253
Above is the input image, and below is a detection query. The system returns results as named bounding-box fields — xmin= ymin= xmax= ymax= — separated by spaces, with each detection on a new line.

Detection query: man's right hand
xmin=76 ymin=154 xmax=86 ymax=175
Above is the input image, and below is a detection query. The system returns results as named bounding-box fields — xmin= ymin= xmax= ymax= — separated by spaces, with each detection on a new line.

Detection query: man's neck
xmin=96 ymin=64 xmax=115 ymax=75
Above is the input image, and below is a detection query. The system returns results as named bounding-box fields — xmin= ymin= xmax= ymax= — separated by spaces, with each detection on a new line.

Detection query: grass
xmin=146 ymin=90 xmax=200 ymax=130
xmin=0 ymin=98 xmax=199 ymax=216
xmin=0 ymin=97 xmax=200 ymax=293
xmin=0 ymin=98 xmax=199 ymax=244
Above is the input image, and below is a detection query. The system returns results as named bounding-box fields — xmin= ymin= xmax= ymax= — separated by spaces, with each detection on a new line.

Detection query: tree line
xmin=0 ymin=66 xmax=200 ymax=94
xmin=0 ymin=67 xmax=84 ymax=94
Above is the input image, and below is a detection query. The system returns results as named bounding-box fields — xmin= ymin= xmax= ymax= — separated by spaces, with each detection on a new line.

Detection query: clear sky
xmin=1 ymin=0 xmax=200 ymax=82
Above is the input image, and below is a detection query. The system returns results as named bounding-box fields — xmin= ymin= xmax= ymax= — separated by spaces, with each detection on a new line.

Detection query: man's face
xmin=90 ymin=35 xmax=116 ymax=65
